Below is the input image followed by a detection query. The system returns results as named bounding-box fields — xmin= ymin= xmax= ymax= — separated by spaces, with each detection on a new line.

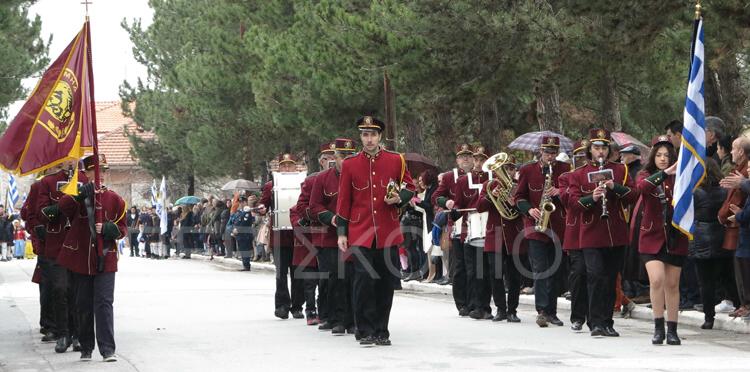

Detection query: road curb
xmin=192 ymin=253 xmax=750 ymax=334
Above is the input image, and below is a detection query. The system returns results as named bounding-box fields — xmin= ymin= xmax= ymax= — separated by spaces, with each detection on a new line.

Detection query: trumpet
xmin=534 ymin=163 xmax=556 ymax=232
xmin=482 ymin=152 xmax=519 ymax=220
xmin=386 ymin=178 xmax=401 ymax=201
xmin=597 ymin=157 xmax=609 ymax=219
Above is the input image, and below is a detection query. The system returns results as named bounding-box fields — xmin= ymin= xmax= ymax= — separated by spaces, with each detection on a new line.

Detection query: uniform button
xmin=374 ymin=211 xmax=377 ymax=214
xmin=373 ymin=197 xmax=377 ymax=201
xmin=372 ymin=172 xmax=375 ymax=175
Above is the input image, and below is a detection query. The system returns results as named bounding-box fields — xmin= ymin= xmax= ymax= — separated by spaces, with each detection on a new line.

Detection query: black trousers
xmin=351 ymin=245 xmax=400 ymax=339
xmin=450 ymin=238 xmax=468 ymax=311
xmin=735 ymin=257 xmax=750 ymax=307
xmin=476 ymin=252 xmax=505 ymax=313
xmin=317 ymin=247 xmax=354 ymax=326
xmin=37 ymin=257 xmax=56 ymax=331
xmin=129 ymin=233 xmax=139 ymax=256
xmin=568 ymin=250 xmax=589 ymax=325
xmin=73 ymin=272 xmax=115 ymax=356
xmin=695 ymin=257 xmax=739 ymax=320
xmin=679 ymin=257 xmax=702 ymax=306
xmin=528 ymin=239 xmax=561 ymax=315
xmin=465 ymin=241 xmax=481 ymax=312
xmin=273 ymin=247 xmax=302 ymax=311
xmin=291 ymin=266 xmax=317 ymax=313
xmin=583 ymin=246 xmax=625 ymax=329
xmin=43 ymin=258 xmax=77 ymax=337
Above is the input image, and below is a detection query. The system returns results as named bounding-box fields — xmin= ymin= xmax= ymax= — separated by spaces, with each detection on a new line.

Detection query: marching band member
xmin=514 ymin=136 xmax=570 ymax=327
xmin=336 ymin=116 xmax=415 ymax=346
xmin=476 ymin=153 xmax=526 ymax=323
xmin=310 ymin=138 xmax=357 ymax=335
xmin=432 ymin=144 xmax=474 ymax=316
xmin=259 ymin=153 xmax=303 ymax=320
xmin=635 ymin=135 xmax=688 ymax=345
xmin=560 ymin=140 xmax=590 ymax=332
xmin=568 ymin=129 xmax=638 ymax=338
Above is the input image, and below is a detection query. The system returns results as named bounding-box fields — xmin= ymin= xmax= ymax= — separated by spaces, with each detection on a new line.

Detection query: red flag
xmin=0 ymin=21 xmax=95 ymax=176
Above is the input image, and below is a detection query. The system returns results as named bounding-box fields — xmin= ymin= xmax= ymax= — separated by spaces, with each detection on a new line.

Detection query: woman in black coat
xmin=689 ymin=158 xmax=739 ymax=329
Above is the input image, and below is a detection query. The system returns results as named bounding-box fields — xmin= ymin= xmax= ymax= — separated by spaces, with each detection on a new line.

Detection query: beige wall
xmin=106 ymin=167 xmax=153 ymax=208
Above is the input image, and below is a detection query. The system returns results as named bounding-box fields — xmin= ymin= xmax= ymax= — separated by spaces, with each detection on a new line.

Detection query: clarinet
xmin=597 ymin=157 xmax=609 ymax=219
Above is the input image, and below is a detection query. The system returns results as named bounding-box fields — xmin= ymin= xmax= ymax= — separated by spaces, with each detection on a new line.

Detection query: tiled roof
xmin=96 ymin=101 xmax=153 ymax=167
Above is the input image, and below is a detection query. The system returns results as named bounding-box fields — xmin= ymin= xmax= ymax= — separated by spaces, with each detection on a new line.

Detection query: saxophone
xmin=534 ymin=163 xmax=556 ymax=232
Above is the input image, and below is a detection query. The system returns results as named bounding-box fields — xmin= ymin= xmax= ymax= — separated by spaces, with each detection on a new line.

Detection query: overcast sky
xmin=7 ymin=0 xmax=153 ymax=118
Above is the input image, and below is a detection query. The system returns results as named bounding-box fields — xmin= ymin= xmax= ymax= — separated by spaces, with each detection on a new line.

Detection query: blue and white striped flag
xmin=150 ymin=179 xmax=158 ymax=208
xmin=672 ymin=17 xmax=706 ymax=239
xmin=7 ymin=173 xmax=19 ymax=215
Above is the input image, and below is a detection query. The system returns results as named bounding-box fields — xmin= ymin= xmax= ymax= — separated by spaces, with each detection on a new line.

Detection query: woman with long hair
xmin=635 ymin=135 xmax=688 ymax=345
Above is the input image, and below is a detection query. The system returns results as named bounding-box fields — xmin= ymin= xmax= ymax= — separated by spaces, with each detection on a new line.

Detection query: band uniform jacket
xmin=260 ymin=180 xmax=294 ymax=249
xmin=290 ymin=174 xmax=318 ymax=268
xmin=432 ymin=168 xmax=467 ymax=236
xmin=477 ymin=180 xmax=526 ymax=255
xmin=452 ymin=170 xmax=490 ymax=243
xmin=21 ymin=181 xmax=42 ymax=255
xmin=36 ymin=170 xmax=88 ymax=259
xmin=56 ymin=188 xmax=127 ymax=275
xmin=635 ymin=170 xmax=688 ymax=256
xmin=558 ymin=170 xmax=580 ymax=251
xmin=568 ymin=160 xmax=638 ymax=249
xmin=514 ymin=161 xmax=570 ymax=243
xmin=335 ymin=149 xmax=415 ymax=249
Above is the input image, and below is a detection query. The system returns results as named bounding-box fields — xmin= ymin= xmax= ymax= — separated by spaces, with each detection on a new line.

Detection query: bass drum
xmin=272 ymin=171 xmax=307 ymax=230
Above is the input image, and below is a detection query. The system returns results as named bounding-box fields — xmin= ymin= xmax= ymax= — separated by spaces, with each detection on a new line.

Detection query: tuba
xmin=534 ymin=163 xmax=556 ymax=232
xmin=482 ymin=152 xmax=519 ymax=220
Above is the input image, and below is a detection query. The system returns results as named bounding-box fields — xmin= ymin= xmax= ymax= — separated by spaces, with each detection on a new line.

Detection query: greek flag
xmin=158 ymin=176 xmax=168 ymax=233
xmin=672 ymin=17 xmax=706 ymax=239
xmin=150 ymin=179 xmax=158 ymax=208
xmin=7 ymin=173 xmax=19 ymax=214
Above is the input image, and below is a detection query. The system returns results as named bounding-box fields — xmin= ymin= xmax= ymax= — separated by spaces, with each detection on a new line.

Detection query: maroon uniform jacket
xmin=36 ymin=170 xmax=88 ymax=259
xmin=20 ymin=181 xmax=42 ymax=256
xmin=477 ymin=180 xmax=526 ymax=254
xmin=290 ymin=174 xmax=318 ymax=267
xmin=432 ymin=168 xmax=467 ymax=236
xmin=259 ymin=180 xmax=294 ymax=249
xmin=514 ymin=161 xmax=570 ymax=243
xmin=56 ymin=189 xmax=127 ymax=275
xmin=635 ymin=170 xmax=688 ymax=256
xmin=309 ymin=167 xmax=341 ymax=248
xmin=336 ymin=149 xmax=415 ymax=249
xmin=452 ymin=170 xmax=490 ymax=242
xmin=558 ymin=170 xmax=580 ymax=251
xmin=568 ymin=160 xmax=639 ymax=249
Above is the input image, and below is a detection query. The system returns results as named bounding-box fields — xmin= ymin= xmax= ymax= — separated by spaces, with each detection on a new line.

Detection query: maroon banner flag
xmin=0 ymin=21 xmax=95 ymax=176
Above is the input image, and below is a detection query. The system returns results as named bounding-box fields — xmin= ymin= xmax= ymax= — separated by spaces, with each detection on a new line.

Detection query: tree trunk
xmin=705 ymin=54 xmax=747 ymax=136
xmin=241 ymin=145 xmax=253 ymax=180
xmin=535 ymin=81 xmax=563 ymax=133
xmin=187 ymin=172 xmax=195 ymax=196
xmin=402 ymin=114 xmax=425 ymax=154
xmin=601 ymin=73 xmax=622 ymax=131
xmin=434 ymin=105 xmax=455 ymax=169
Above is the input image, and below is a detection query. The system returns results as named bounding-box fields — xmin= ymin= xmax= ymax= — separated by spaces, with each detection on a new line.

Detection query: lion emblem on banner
xmin=38 ymin=68 xmax=79 ymax=142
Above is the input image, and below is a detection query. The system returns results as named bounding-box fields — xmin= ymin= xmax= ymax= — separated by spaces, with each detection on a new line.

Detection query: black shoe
xmin=41 ymin=332 xmax=57 ymax=343
xmin=346 ymin=327 xmax=356 ymax=335
xmin=493 ymin=310 xmax=508 ymax=322
xmin=603 ymin=326 xmax=620 ymax=337
xmin=375 ymin=336 xmax=392 ymax=346
xmin=55 ymin=336 xmax=71 ymax=353
xmin=274 ymin=307 xmax=289 ymax=319
xmin=71 ymin=337 xmax=81 ymax=352
xmin=80 ymin=350 xmax=92 ymax=361
xmin=590 ymin=326 xmax=606 ymax=337
xmin=458 ymin=307 xmax=470 ymax=317
xmin=291 ymin=310 xmax=304 ymax=319
xmin=436 ymin=277 xmax=450 ymax=285
xmin=469 ymin=309 xmax=486 ymax=320
xmin=571 ymin=321 xmax=584 ymax=331
xmin=318 ymin=322 xmax=334 ymax=331
xmin=701 ymin=319 xmax=714 ymax=330
xmin=536 ymin=313 xmax=549 ymax=327
xmin=507 ymin=313 xmax=521 ymax=323
xmin=331 ymin=325 xmax=346 ymax=335
xmin=666 ymin=321 xmax=681 ymax=345
xmin=652 ymin=317 xmax=665 ymax=345
xmin=546 ymin=314 xmax=564 ymax=326
xmin=40 ymin=327 xmax=49 ymax=335
xmin=359 ymin=335 xmax=377 ymax=346
xmin=239 ymin=267 xmax=251 ymax=271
